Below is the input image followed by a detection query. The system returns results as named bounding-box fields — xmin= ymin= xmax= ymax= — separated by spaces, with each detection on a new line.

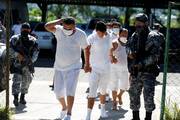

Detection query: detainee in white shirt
xmin=85 ymin=21 xmax=113 ymax=120
xmin=110 ymin=25 xmax=129 ymax=110
xmin=45 ymin=17 xmax=91 ymax=120
xmin=12 ymin=18 xmax=22 ymax=35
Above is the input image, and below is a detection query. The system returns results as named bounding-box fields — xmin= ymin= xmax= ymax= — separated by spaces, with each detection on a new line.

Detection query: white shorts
xmin=109 ymin=65 xmax=129 ymax=91
xmin=54 ymin=69 xmax=80 ymax=99
xmin=88 ymin=70 xmax=110 ymax=98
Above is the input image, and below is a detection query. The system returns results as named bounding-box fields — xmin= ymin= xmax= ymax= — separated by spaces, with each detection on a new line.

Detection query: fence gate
xmin=160 ymin=2 xmax=180 ymax=120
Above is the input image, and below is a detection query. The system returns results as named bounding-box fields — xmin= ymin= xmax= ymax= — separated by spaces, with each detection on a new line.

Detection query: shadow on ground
xmin=98 ymin=101 xmax=128 ymax=120
xmin=11 ymin=104 xmax=27 ymax=114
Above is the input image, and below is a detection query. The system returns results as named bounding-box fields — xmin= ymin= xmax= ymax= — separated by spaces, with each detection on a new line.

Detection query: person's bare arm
xmin=0 ymin=21 xmax=6 ymax=32
xmin=110 ymin=42 xmax=118 ymax=64
xmin=84 ymin=45 xmax=92 ymax=73
xmin=44 ymin=19 xmax=63 ymax=33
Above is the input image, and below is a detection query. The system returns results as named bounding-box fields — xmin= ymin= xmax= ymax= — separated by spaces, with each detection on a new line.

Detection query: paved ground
xmin=1 ymin=58 xmax=180 ymax=120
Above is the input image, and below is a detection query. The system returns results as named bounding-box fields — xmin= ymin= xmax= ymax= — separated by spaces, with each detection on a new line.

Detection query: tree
xmin=47 ymin=5 xmax=94 ymax=23
xmin=28 ymin=7 xmax=42 ymax=21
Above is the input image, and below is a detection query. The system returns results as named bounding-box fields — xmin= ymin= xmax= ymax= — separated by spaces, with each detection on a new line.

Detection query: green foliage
xmin=164 ymin=99 xmax=180 ymax=120
xmin=47 ymin=5 xmax=94 ymax=23
xmin=27 ymin=3 xmax=180 ymax=28
xmin=118 ymin=15 xmax=125 ymax=25
xmin=0 ymin=107 xmax=12 ymax=120
xmin=28 ymin=7 xmax=42 ymax=21
xmin=47 ymin=11 xmax=57 ymax=22
xmin=129 ymin=18 xmax=135 ymax=26
xmin=177 ymin=13 xmax=180 ymax=23
xmin=171 ymin=20 xmax=180 ymax=28
xmin=171 ymin=12 xmax=180 ymax=28
xmin=128 ymin=8 xmax=142 ymax=26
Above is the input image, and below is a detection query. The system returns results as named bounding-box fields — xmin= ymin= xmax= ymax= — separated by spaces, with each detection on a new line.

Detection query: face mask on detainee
xmin=118 ymin=37 xmax=127 ymax=46
xmin=107 ymin=29 xmax=112 ymax=33
xmin=120 ymin=37 xmax=127 ymax=44
xmin=112 ymin=28 xmax=119 ymax=35
xmin=62 ymin=28 xmax=73 ymax=36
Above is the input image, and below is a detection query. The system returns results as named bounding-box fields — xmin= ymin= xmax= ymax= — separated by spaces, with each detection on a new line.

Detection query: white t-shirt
xmin=53 ymin=25 xmax=88 ymax=71
xmin=88 ymin=32 xmax=113 ymax=73
xmin=110 ymin=33 xmax=127 ymax=67
xmin=12 ymin=24 xmax=22 ymax=35
xmin=110 ymin=33 xmax=119 ymax=43
xmin=111 ymin=40 xmax=128 ymax=72
xmin=114 ymin=42 xmax=127 ymax=66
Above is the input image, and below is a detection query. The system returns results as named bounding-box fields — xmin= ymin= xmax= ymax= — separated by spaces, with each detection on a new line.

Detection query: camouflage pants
xmin=128 ymin=72 xmax=156 ymax=112
xmin=12 ymin=66 xmax=32 ymax=95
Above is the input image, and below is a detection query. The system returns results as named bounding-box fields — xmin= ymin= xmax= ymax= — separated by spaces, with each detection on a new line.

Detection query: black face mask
xmin=135 ymin=26 xmax=144 ymax=34
xmin=21 ymin=31 xmax=30 ymax=48
xmin=135 ymin=25 xmax=149 ymax=35
xmin=21 ymin=31 xmax=29 ymax=38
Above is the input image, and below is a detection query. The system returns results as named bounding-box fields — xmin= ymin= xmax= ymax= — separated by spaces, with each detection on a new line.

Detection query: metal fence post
xmin=160 ymin=2 xmax=172 ymax=120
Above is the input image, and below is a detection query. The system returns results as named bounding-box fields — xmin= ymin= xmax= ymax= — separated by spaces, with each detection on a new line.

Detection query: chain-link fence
xmin=165 ymin=28 xmax=180 ymax=103
xmin=160 ymin=2 xmax=180 ymax=120
xmin=0 ymin=91 xmax=6 ymax=107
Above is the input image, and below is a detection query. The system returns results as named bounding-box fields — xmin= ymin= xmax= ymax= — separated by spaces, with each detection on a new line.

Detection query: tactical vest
xmin=127 ymin=30 xmax=161 ymax=76
xmin=13 ymin=35 xmax=35 ymax=57
xmin=10 ymin=35 xmax=37 ymax=74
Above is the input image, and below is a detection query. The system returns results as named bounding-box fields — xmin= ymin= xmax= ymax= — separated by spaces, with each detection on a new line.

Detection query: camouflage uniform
xmin=12 ymin=66 xmax=32 ymax=94
xmin=0 ymin=43 xmax=6 ymax=92
xmin=126 ymin=30 xmax=161 ymax=113
xmin=10 ymin=34 xmax=39 ymax=95
xmin=154 ymin=30 xmax=165 ymax=65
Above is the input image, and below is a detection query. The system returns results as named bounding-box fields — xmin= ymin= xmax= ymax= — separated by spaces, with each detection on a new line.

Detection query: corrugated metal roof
xmin=25 ymin=0 xmax=179 ymax=8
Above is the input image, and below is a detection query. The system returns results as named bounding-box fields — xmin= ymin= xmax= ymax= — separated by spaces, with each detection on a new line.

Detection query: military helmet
xmin=135 ymin=13 xmax=148 ymax=23
xmin=21 ymin=22 xmax=31 ymax=29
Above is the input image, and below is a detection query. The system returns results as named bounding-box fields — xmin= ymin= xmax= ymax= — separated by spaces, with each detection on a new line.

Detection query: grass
xmin=164 ymin=99 xmax=180 ymax=120
xmin=0 ymin=106 xmax=12 ymax=120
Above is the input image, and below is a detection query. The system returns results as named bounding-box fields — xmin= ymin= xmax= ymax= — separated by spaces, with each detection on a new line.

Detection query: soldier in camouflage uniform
xmin=0 ymin=43 xmax=6 ymax=92
xmin=10 ymin=23 xmax=39 ymax=107
xmin=126 ymin=13 xmax=161 ymax=120
xmin=153 ymin=23 xmax=165 ymax=65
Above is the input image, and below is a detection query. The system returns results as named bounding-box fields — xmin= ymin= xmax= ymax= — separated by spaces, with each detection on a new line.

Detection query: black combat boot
xmin=145 ymin=112 xmax=152 ymax=120
xmin=13 ymin=94 xmax=19 ymax=107
xmin=19 ymin=93 xmax=26 ymax=105
xmin=132 ymin=111 xmax=140 ymax=120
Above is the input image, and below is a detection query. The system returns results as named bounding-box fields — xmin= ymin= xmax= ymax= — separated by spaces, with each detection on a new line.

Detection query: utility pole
xmin=5 ymin=0 xmax=11 ymax=110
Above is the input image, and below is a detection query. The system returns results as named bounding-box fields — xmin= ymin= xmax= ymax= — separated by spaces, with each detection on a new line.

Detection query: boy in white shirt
xmin=45 ymin=17 xmax=91 ymax=120
xmin=110 ymin=27 xmax=129 ymax=110
xmin=85 ymin=21 xmax=113 ymax=120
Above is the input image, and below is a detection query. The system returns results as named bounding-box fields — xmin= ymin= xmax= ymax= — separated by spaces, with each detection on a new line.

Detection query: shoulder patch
xmin=28 ymin=35 xmax=37 ymax=43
